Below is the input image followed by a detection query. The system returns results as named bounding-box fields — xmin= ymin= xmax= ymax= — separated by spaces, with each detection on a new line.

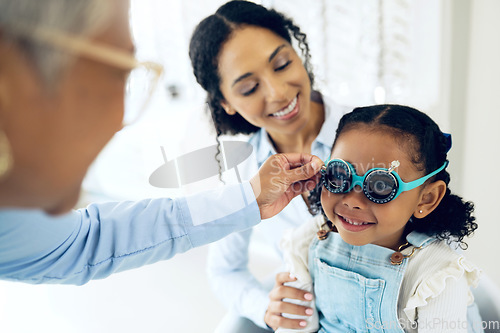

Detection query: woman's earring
xmin=0 ymin=128 xmax=13 ymax=180
xmin=222 ymin=104 xmax=237 ymax=116
xmin=419 ymin=210 xmax=423 ymax=214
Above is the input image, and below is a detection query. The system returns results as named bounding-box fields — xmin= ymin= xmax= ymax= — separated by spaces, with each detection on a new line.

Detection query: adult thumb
xmin=285 ymin=155 xmax=323 ymax=184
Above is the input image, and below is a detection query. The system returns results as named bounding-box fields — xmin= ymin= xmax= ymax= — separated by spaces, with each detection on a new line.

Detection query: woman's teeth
xmin=344 ymin=217 xmax=371 ymax=226
xmin=271 ymin=96 xmax=297 ymax=117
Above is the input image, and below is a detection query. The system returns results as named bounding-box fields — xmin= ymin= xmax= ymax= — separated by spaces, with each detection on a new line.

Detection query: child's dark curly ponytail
xmin=412 ymin=188 xmax=476 ymax=249
xmin=410 ymin=126 xmax=477 ymax=248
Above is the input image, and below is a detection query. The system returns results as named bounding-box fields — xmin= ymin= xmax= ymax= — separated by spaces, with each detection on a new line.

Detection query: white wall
xmin=458 ymin=0 xmax=500 ymax=286
xmin=0 ymin=246 xmax=227 ymax=333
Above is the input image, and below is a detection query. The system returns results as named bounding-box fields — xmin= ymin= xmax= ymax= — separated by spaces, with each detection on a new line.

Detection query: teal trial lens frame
xmin=321 ymin=159 xmax=449 ymax=204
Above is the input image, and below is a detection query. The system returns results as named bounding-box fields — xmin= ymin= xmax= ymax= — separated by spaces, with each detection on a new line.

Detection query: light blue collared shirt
xmin=0 ymin=182 xmax=259 ymax=285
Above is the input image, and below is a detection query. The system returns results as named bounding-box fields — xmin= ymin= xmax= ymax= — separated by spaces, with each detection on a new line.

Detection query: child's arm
xmin=402 ymin=248 xmax=482 ymax=333
xmin=272 ymin=216 xmax=323 ymax=332
xmin=415 ymin=276 xmax=469 ymax=333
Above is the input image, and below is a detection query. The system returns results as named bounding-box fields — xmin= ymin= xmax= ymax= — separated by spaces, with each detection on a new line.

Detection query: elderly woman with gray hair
xmin=0 ymin=0 xmax=322 ymax=284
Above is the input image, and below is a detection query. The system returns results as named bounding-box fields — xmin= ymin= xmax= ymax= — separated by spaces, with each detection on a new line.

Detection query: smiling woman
xmin=217 ymin=26 xmax=313 ymax=137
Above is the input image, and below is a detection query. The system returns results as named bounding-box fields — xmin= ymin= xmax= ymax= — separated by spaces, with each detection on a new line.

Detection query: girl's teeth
xmin=272 ymin=96 xmax=297 ymax=117
xmin=344 ymin=217 xmax=370 ymax=225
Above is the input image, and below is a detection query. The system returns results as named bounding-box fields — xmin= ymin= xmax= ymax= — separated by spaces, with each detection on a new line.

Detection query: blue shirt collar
xmin=406 ymin=231 xmax=437 ymax=248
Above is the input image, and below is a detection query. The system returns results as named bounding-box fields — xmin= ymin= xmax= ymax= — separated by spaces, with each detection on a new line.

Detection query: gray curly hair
xmin=0 ymin=0 xmax=113 ymax=85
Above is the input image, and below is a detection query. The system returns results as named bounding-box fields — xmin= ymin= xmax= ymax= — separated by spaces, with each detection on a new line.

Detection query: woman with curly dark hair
xmin=189 ymin=1 xmax=349 ymax=331
xmin=276 ymin=104 xmax=482 ymax=332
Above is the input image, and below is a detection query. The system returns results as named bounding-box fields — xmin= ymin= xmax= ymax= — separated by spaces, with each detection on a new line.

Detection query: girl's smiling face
xmin=218 ymin=26 xmax=313 ymax=137
xmin=321 ymin=127 xmax=427 ymax=250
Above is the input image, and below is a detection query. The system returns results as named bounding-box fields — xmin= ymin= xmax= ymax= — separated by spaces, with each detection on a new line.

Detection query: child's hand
xmin=264 ymin=272 xmax=314 ymax=330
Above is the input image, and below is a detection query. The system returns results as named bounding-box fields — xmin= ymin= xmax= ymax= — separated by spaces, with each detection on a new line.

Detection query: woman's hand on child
xmin=264 ymin=272 xmax=314 ymax=330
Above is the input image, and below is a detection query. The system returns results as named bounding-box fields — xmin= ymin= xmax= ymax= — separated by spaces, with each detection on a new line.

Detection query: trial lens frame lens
xmin=321 ymin=159 xmax=400 ymax=204
xmin=362 ymin=170 xmax=398 ymax=204
xmin=322 ymin=158 xmax=448 ymax=204
xmin=322 ymin=160 xmax=352 ymax=193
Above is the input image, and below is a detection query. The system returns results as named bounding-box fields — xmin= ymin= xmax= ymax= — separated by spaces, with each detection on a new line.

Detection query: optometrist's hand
xmin=265 ymin=272 xmax=314 ymax=330
xmin=250 ymin=153 xmax=322 ymax=220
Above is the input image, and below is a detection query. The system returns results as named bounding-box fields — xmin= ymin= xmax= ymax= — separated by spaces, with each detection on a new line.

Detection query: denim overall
xmin=309 ymin=231 xmax=484 ymax=333
xmin=308 ymin=231 xmax=436 ymax=333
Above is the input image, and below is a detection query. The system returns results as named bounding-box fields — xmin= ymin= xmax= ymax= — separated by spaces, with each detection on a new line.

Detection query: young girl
xmin=277 ymin=104 xmax=482 ymax=332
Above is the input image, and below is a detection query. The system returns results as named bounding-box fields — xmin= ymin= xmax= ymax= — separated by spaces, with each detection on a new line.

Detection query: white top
xmin=280 ymin=215 xmax=482 ymax=333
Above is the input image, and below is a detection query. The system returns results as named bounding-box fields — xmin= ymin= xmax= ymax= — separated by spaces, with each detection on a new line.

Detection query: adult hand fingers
xmin=285 ymin=171 xmax=322 ymax=198
xmin=275 ymin=271 xmax=297 ymax=284
xmin=272 ymin=272 xmax=314 ymax=302
xmin=267 ymin=298 xmax=313 ymax=316
xmin=281 ymin=153 xmax=323 ymax=184
xmin=269 ymin=283 xmax=313 ymax=303
xmin=265 ymin=312 xmax=309 ymax=331
xmin=251 ymin=154 xmax=322 ymax=219
xmin=264 ymin=272 xmax=314 ymax=330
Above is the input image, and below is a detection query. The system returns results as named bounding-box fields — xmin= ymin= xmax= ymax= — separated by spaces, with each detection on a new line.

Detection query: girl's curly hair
xmin=309 ymin=104 xmax=477 ymax=249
